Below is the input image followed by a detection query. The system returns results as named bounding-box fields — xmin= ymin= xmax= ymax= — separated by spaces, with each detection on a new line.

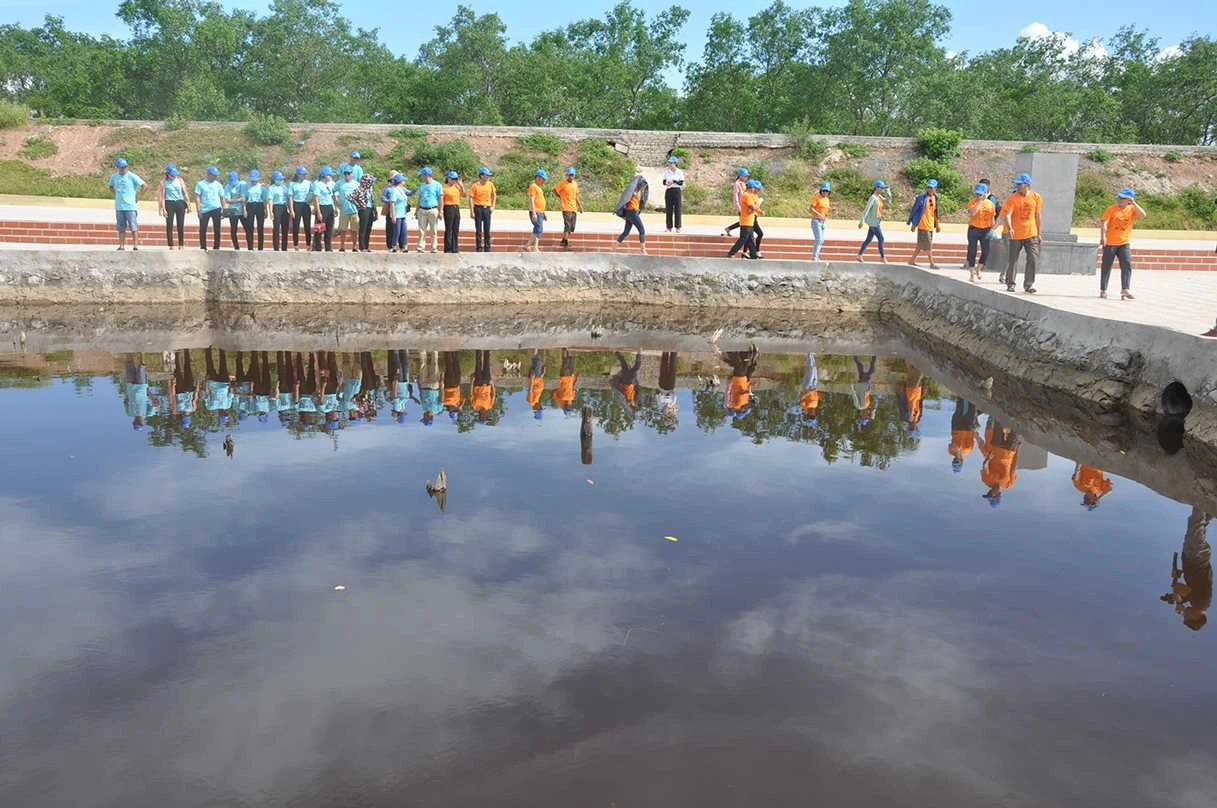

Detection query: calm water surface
xmin=0 ymin=345 xmax=1213 ymax=808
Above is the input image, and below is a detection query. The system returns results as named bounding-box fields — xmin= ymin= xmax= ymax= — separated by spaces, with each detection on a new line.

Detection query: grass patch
xmin=1020 ymin=143 xmax=1041 ymax=153
xmin=837 ymin=142 xmax=870 ymax=159
xmin=165 ymin=114 xmax=189 ymax=131
xmin=0 ymin=160 xmax=108 ymax=198
xmin=0 ymin=102 xmax=29 ymax=129
xmin=516 ymin=132 xmax=564 ymax=156
xmin=1085 ymin=147 xmax=1114 ymax=163
xmin=681 ymin=181 xmax=711 ymax=213
xmin=243 ymin=114 xmax=290 ymax=146
xmin=390 ymin=127 xmax=427 ymax=140
xmin=106 ymin=127 xmax=262 ymax=179
xmin=824 ymin=166 xmax=872 ymax=199
xmin=668 ymin=146 xmax=692 ymax=166
xmin=19 ymin=135 xmax=58 ymax=160
xmin=783 ymin=118 xmax=828 ymax=163
xmin=1163 ymin=150 xmax=1183 ymax=163
xmin=573 ymin=139 xmax=634 ymax=205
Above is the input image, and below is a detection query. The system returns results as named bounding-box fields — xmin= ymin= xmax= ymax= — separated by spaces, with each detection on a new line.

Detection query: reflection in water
xmin=1 ymin=340 xmax=1215 ymax=807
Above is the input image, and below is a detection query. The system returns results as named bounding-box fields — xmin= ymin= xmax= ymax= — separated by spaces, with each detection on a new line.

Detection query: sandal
xmin=1122 ymin=290 xmax=1135 ymax=300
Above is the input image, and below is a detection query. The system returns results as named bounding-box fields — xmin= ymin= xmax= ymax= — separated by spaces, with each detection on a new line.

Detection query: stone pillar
xmin=1011 ymin=152 xmax=1097 ymax=275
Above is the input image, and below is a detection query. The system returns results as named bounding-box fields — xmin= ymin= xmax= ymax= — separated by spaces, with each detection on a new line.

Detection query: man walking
xmin=108 ymin=158 xmax=145 ymax=251
xmin=554 ymin=167 xmax=583 ymax=248
xmin=1099 ymin=187 xmax=1146 ymax=300
xmin=1002 ymin=173 xmax=1043 ymax=294
xmin=906 ymin=179 xmax=940 ymax=268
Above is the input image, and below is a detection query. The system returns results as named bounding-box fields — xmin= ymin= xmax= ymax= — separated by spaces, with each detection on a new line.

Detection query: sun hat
xmin=737 ymin=167 xmax=750 ymax=177
xmin=419 ymin=166 xmax=433 ymax=177
xmin=248 ymin=169 xmax=261 ymax=181
xmin=1015 ymin=173 xmax=1032 ymax=186
xmin=566 ymin=167 xmax=576 ymax=176
xmin=874 ymin=179 xmax=886 ymax=189
xmin=227 ymin=170 xmax=239 ymax=182
xmin=295 ymin=166 xmax=307 ymax=176
xmin=974 ymin=183 xmax=988 ymax=194
xmin=320 ymin=165 xmax=334 ymax=177
xmin=351 ymin=151 xmax=361 ymax=159
xmin=446 ymin=170 xmax=459 ymax=179
xmin=478 ymin=166 xmax=491 ymax=176
xmin=1118 ymin=187 xmax=1136 ymax=199
xmin=820 ymin=181 xmax=831 ymax=192
xmin=115 ymin=158 xmax=128 ymax=168
xmin=926 ymin=178 xmax=939 ymax=188
xmin=271 ymin=170 xmax=284 ymax=181
xmin=535 ymin=168 xmax=549 ymax=180
xmin=746 ymin=179 xmax=761 ymax=190
xmin=207 ymin=166 xmax=219 ymax=176
xmin=342 ymin=166 xmax=353 ymax=175
xmin=668 ymin=155 xmax=679 ymax=163
xmin=164 ymin=163 xmax=178 ymax=177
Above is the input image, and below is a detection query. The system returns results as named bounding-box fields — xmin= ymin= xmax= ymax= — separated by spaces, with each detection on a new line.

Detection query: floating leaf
xmin=664 ymin=535 xmax=679 ymax=542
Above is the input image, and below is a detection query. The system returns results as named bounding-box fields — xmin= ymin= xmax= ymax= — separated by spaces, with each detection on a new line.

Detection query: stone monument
xmin=1012 ymin=151 xmax=1097 ymax=275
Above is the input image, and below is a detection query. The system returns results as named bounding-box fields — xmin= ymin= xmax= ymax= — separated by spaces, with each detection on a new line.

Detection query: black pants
xmin=474 ymin=350 xmax=492 ymax=386
xmin=276 ymin=351 xmax=295 ymax=390
xmin=659 ymin=352 xmax=677 ymax=390
xmin=1101 ymin=244 xmax=1133 ymax=291
xmin=175 ymin=349 xmax=195 ymax=389
xmin=272 ymin=204 xmax=289 ymax=251
xmin=164 ymin=199 xmax=186 ymax=247
xmin=295 ymin=353 xmax=318 ymax=396
xmin=387 ymin=349 xmax=410 ymax=388
xmin=358 ymin=207 xmax=375 ymax=251
xmin=966 ymin=225 xmax=991 ymax=267
xmin=205 ymin=347 xmax=229 ymax=382
xmin=665 ymin=187 xmax=682 ymax=230
xmin=473 ymin=205 xmax=492 ymax=251
xmin=443 ymin=204 xmax=461 ymax=253
xmin=226 ymin=212 xmax=250 ymax=250
xmin=246 ymin=202 xmax=266 ymax=250
xmin=199 ymin=209 xmax=222 ymax=249
xmin=292 ymin=204 xmax=312 ymax=248
xmin=443 ymin=351 xmax=462 ymax=388
xmin=313 ymin=207 xmax=334 ymax=252
xmin=751 ymin=219 xmax=765 ymax=254
xmin=728 ymin=225 xmax=756 ymax=258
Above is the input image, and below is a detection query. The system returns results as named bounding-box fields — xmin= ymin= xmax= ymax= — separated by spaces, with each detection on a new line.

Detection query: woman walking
xmin=810 ymin=181 xmax=831 ymax=260
xmin=470 ymin=167 xmax=496 ymax=252
xmin=244 ymin=169 xmax=267 ymax=250
xmin=727 ymin=179 xmax=763 ymax=259
xmin=662 ymin=154 xmax=684 ymax=233
xmin=269 ymin=170 xmax=290 ymax=251
xmin=157 ymin=163 xmax=189 ymax=250
xmin=1099 ymin=188 xmax=1146 ymax=300
xmin=614 ymin=174 xmax=648 ymax=254
xmin=222 ymin=170 xmax=249 ymax=250
xmin=857 ymin=180 xmax=890 ymax=263
xmin=288 ymin=166 xmax=312 ymax=250
xmin=442 ymin=171 xmax=464 ymax=253
xmin=965 ymin=182 xmax=996 ymax=281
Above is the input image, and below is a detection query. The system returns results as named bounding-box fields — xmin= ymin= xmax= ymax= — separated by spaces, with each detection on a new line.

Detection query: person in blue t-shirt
xmin=204 ymin=347 xmax=236 ymax=427
xmin=268 ymin=170 xmax=290 ymax=251
xmin=310 ymin=166 xmax=336 ymax=252
xmin=333 ymin=166 xmax=360 ymax=252
xmin=384 ymin=173 xmax=412 ymax=252
xmin=108 ymin=158 xmax=146 ymax=251
xmin=415 ymin=167 xmax=442 ymax=252
xmin=223 ymin=171 xmax=249 ymax=250
xmin=169 ymin=349 xmax=200 ymax=429
xmin=122 ymin=353 xmax=161 ymax=431
xmin=194 ymin=166 xmax=227 ymax=250
xmin=157 ymin=163 xmax=190 ymax=250
xmin=288 ymin=166 xmax=312 ymax=250
xmin=244 ymin=169 xmax=268 ymax=250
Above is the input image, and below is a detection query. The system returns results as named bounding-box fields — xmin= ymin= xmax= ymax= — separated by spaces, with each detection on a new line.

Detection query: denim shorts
xmin=532 ymin=212 xmax=545 ymax=237
xmin=115 ymin=209 xmax=138 ymax=232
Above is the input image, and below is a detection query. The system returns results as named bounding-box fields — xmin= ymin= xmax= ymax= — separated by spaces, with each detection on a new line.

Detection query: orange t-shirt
xmin=527 ymin=376 xmax=545 ymax=409
xmin=739 ymin=192 xmax=759 ymax=227
xmin=621 ymin=382 xmax=636 ymax=404
xmin=442 ymin=183 xmax=462 ymax=206
xmin=625 ymin=191 xmax=641 ymax=211
xmin=553 ymin=374 xmax=577 ymax=409
xmin=1101 ymin=204 xmax=1137 ymax=246
xmin=554 ymin=179 xmax=579 ymax=212
xmin=1073 ymin=465 xmax=1113 ymax=495
xmin=950 ymin=430 xmax=975 ymax=459
xmin=726 ymin=376 xmax=751 ymax=411
xmin=442 ymin=385 xmax=462 ymax=407
xmin=1003 ymin=191 xmax=1043 ymax=240
xmin=811 ymin=195 xmax=831 ymax=219
xmin=968 ymin=197 xmax=996 ymax=228
xmin=469 ymin=180 xmax=495 ymax=206
xmin=471 ymin=384 xmax=495 ymax=411
xmin=982 ymin=447 xmax=1018 ymax=491
xmin=905 ymin=384 xmax=923 ymax=425
xmin=917 ymin=194 xmax=937 ymax=231
xmin=528 ymin=182 xmax=546 ymax=212
xmin=800 ymin=389 xmax=820 ymax=411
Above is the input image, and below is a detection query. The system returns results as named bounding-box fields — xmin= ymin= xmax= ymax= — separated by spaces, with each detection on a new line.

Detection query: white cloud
xmin=1156 ymin=44 xmax=1183 ymax=62
xmin=1019 ymin=21 xmax=1107 ymax=60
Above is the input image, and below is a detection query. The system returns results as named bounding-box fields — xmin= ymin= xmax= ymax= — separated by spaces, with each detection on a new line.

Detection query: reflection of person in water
xmin=526 ymin=350 xmax=546 ymax=420
xmin=418 ymin=350 xmax=442 ymax=426
xmin=442 ymin=351 xmax=464 ymax=421
xmin=249 ymin=351 xmax=278 ymax=423
xmin=612 ymin=350 xmax=643 ymax=410
xmin=722 ymin=346 xmax=757 ymax=419
xmin=581 ymin=406 xmax=593 ymax=465
xmin=204 ymin=347 xmax=235 ymax=427
xmin=553 ymin=349 xmax=579 ymax=415
xmin=657 ymin=351 xmax=679 ymax=425
xmin=1072 ymin=464 xmax=1114 ymax=511
xmin=295 ymin=351 xmax=320 ymax=427
xmin=318 ymin=351 xmax=343 ymax=430
xmin=387 ymin=349 xmax=415 ymax=423
xmin=169 ymin=349 xmax=200 ymax=428
xmin=798 ymin=352 xmax=819 ymax=425
xmin=1162 ymin=507 xmax=1212 ymax=631
xmin=979 ymin=416 xmax=1021 ymax=507
xmin=898 ymin=364 xmax=924 ymax=434
xmin=275 ymin=351 xmax=298 ymax=427
xmin=358 ymin=351 xmax=382 ymax=421
xmin=948 ymin=398 xmax=979 ymax=473
xmin=471 ymin=349 xmax=496 ymax=422
xmin=850 ymin=355 xmax=877 ymax=427
xmin=122 ymin=352 xmax=160 ymax=431
xmin=234 ymin=351 xmax=257 ymax=421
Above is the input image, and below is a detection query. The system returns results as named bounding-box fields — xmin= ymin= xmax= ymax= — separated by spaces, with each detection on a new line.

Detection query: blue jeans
xmin=859 ymin=225 xmax=885 ymax=259
xmin=115 ymin=209 xmax=138 ymax=233
xmin=810 ymin=218 xmax=826 ymax=260
xmin=531 ymin=212 xmax=545 ymax=237
xmin=387 ymin=216 xmax=407 ymax=250
xmin=618 ymin=210 xmax=645 ymax=243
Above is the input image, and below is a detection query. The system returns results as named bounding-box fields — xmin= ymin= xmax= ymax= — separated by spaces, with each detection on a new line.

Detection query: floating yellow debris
xmin=333 ymin=585 xmax=346 ymax=591
xmin=664 ymin=535 xmax=679 ymax=542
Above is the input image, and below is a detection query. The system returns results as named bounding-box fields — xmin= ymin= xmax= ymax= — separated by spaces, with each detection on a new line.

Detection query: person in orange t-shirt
xmin=526 ymin=169 xmax=548 ymax=252
xmin=611 ymin=350 xmax=642 ymax=410
xmin=722 ymin=346 xmax=758 ymax=419
xmin=1001 ymin=173 xmax=1044 ymax=294
xmin=979 ymin=416 xmax=1021 ymax=507
xmin=441 ymin=351 xmax=464 ymax=421
xmin=728 ymin=180 xmax=763 ymax=258
xmin=965 ymin=182 xmax=997 ymax=281
xmin=810 ymin=181 xmax=831 ymax=260
xmin=554 ymin=168 xmax=583 ymax=248
xmin=441 ymin=171 xmax=465 ymax=254
xmin=1099 ymin=187 xmax=1146 ymax=300
xmin=526 ymin=350 xmax=546 ymax=420
xmin=470 ymin=349 xmax=496 ymax=423
xmin=469 ymin=167 xmax=497 ymax=252
xmin=906 ymin=179 xmax=941 ymax=268
xmin=899 ymin=364 xmax=924 ymax=435
xmin=1072 ymin=463 xmax=1113 ymax=511
xmin=948 ymin=398 xmax=979 ymax=474
xmin=615 ymin=176 xmax=647 ymax=254
xmin=552 ymin=348 xmax=579 ymax=413
xmin=797 ymin=352 xmax=820 ymax=425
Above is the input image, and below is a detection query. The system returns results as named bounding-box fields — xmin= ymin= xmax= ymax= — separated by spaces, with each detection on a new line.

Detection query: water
xmin=0 ymin=338 xmax=1213 ymax=808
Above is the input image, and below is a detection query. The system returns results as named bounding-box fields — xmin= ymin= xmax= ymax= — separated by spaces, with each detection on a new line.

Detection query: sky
xmin=8 ymin=0 xmax=1215 ymax=70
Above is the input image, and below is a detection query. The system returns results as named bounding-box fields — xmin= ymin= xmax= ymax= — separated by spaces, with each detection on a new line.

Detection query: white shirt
xmin=662 ymin=168 xmax=685 ymax=189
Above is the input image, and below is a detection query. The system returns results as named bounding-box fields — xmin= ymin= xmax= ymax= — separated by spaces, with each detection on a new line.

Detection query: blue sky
xmin=10 ymin=0 xmax=1213 ymax=68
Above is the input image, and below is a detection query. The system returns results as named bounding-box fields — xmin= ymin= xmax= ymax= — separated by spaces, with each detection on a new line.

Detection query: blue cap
xmin=396 ymin=413 xmax=406 ymax=423
xmin=874 ymin=179 xmax=886 ymax=189
xmin=446 ymin=170 xmax=458 ymax=179
xmin=227 ymin=170 xmax=239 ymax=182
xmin=115 ymin=158 xmax=128 ymax=168
xmin=295 ymin=166 xmax=307 ymax=175
xmin=478 ymin=166 xmax=491 ymax=175
xmin=737 ymin=167 xmax=750 ymax=177
xmin=566 ymin=167 xmax=576 ymax=176
xmin=165 ymin=163 xmax=178 ymax=177
xmin=535 ymin=169 xmax=548 ymax=180
xmin=419 ymin=166 xmax=433 ymax=177
xmin=132 ymin=423 xmax=145 ymax=432
xmin=207 ymin=165 xmax=219 ymax=176
xmin=237 ymin=411 xmax=247 ymax=421
xmin=389 ymin=174 xmax=401 ymax=184
xmin=422 ymin=418 xmax=433 ymax=426
xmin=1015 ymin=173 xmax=1032 ymax=186
xmin=342 ymin=166 xmax=353 ymax=174
xmin=257 ymin=413 xmax=268 ymax=423
xmin=746 ymin=179 xmax=761 ymax=190
xmin=668 ymin=155 xmax=679 ymax=163
xmin=534 ymin=409 xmax=543 ymax=420
xmin=819 ymin=181 xmax=831 ymax=192
xmin=974 ymin=183 xmax=988 ymax=194
xmin=180 ymin=414 xmax=192 ymax=428
xmin=983 ymin=492 xmax=1002 ymax=507
xmin=351 ymin=151 xmax=361 ymax=159
xmin=1118 ymin=187 xmax=1136 ymax=199
xmin=271 ymin=170 xmax=284 ymax=181
xmin=320 ymin=165 xmax=333 ymax=177
xmin=325 ymin=421 xmax=337 ymax=431
xmin=926 ymin=178 xmax=939 ymax=188
xmin=220 ymin=413 xmax=230 ymax=424
xmin=951 ymin=459 xmax=963 ymax=473
xmin=248 ymin=169 xmax=261 ymax=181
xmin=448 ymin=410 xmax=457 ymax=420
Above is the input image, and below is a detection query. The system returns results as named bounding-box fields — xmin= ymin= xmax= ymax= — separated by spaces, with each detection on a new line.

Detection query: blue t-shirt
xmin=205 ymin=380 xmax=233 ymax=411
xmin=311 ymin=180 xmax=334 ymax=207
xmin=289 ymin=180 xmax=312 ymax=203
xmin=388 ymin=186 xmax=407 ymax=218
xmin=245 ymin=183 xmax=268 ymax=203
xmin=109 ymin=171 xmax=146 ymax=211
xmin=268 ymin=182 xmax=289 ymax=205
xmin=421 ymin=387 xmax=442 ymax=415
xmin=224 ymin=181 xmax=247 ymax=214
xmin=176 ymin=391 xmax=197 ymax=414
xmin=194 ymin=180 xmax=226 ymax=213
xmin=277 ymin=392 xmax=297 ymax=413
xmin=351 ymin=164 xmax=364 ymax=183
xmin=393 ymin=380 xmax=410 ymax=412
xmin=416 ymin=180 xmax=442 ymax=209
xmin=319 ymin=393 xmax=339 ymax=414
xmin=161 ymin=177 xmax=186 ymax=202
xmin=297 ymin=394 xmax=318 ymax=413
xmin=339 ymin=377 xmax=362 ymax=412
xmin=124 ymin=383 xmax=156 ymax=418
xmin=255 ymin=395 xmax=273 ymax=415
xmin=335 ymin=180 xmax=359 ymax=215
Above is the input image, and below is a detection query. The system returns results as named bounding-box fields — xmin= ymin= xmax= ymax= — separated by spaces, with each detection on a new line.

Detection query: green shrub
xmin=0 ymin=102 xmax=29 ymax=129
xmin=0 ymin=160 xmax=107 ymax=198
xmin=243 ymin=113 xmax=290 ymax=146
xmin=837 ymin=142 xmax=870 ymax=159
xmin=915 ymin=127 xmax=963 ymax=161
xmin=668 ymin=146 xmax=692 ymax=166
xmin=783 ymin=118 xmax=827 ymax=162
xmin=390 ymin=127 xmax=427 ymax=140
xmin=410 ymin=138 xmax=480 ymax=179
xmin=492 ymin=150 xmax=560 ymax=204
xmin=165 ymin=114 xmax=189 ymax=131
xmin=516 ymin=132 xmax=564 ymax=156
xmin=681 ymin=181 xmax=711 ymax=212
xmin=1072 ymin=171 xmax=1112 ymax=221
xmin=742 ymin=160 xmax=772 ymax=185
xmin=1163 ymin=150 xmax=1183 ymax=163
xmin=1020 ymin=143 xmax=1041 ymax=153
xmin=19 ymin=135 xmax=58 ymax=160
xmin=904 ymin=157 xmax=963 ymax=194
xmin=574 ymin=139 xmax=634 ymax=191
xmin=1085 ymin=147 xmax=1114 ymax=163
xmin=824 ymin=166 xmax=872 ymax=199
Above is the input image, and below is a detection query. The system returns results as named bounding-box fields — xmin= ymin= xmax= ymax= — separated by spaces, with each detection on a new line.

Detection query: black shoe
xmin=1006 ymin=284 xmax=1016 ymax=292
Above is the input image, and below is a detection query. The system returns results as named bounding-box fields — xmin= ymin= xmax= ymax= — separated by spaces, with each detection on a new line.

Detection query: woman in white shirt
xmin=662 ymin=154 xmax=685 ymax=233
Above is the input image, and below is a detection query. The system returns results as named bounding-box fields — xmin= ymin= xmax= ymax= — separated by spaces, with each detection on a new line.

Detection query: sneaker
xmin=1024 ymin=287 xmax=1037 ymax=294
xmin=1201 ymin=328 xmax=1217 ymax=338
xmin=1006 ymin=284 xmax=1016 ymax=292
xmin=1122 ymin=290 xmax=1135 ymax=300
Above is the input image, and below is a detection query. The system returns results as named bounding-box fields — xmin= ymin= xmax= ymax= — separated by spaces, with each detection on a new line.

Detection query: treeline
xmin=1 ymin=0 xmax=1215 ymax=144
